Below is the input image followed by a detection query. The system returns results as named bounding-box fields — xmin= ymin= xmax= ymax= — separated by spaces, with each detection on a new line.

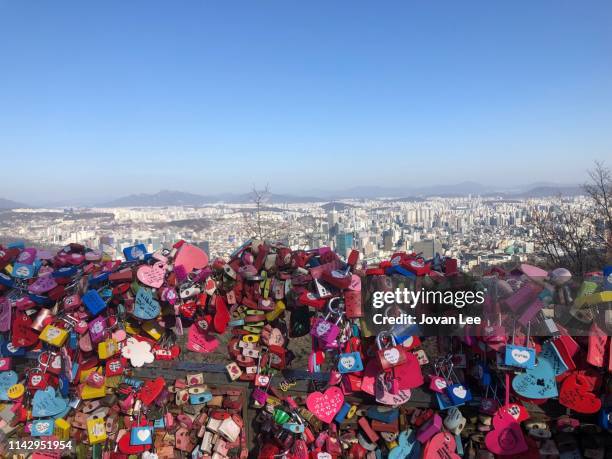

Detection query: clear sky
xmin=1 ymin=1 xmax=611 ymax=203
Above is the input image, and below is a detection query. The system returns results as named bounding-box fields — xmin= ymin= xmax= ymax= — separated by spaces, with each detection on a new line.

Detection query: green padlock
xmin=273 ymin=407 xmax=291 ymax=424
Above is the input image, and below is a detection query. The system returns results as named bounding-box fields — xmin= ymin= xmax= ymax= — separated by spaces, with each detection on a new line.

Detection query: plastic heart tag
xmin=485 ymin=409 xmax=528 ymax=455
xmin=306 ymin=387 xmax=344 ymax=424
xmin=12 ymin=312 xmax=39 ymax=347
xmin=187 ymin=325 xmax=219 ymax=353
xmin=429 ymin=376 xmax=447 ymax=393
xmin=32 ymin=387 xmax=68 ymax=417
xmin=375 ymin=376 xmax=411 ymax=406
xmin=174 ymin=243 xmax=208 ymax=273
xmin=137 ymin=262 xmax=166 ymax=288
xmin=0 ymin=370 xmax=18 ymax=401
xmin=133 ymin=288 xmax=161 ymax=320
xmin=28 ymin=275 xmax=57 ymax=295
xmin=423 ymin=432 xmax=460 ymax=459
xmin=389 ymin=429 xmax=420 ymax=459
xmin=559 ymin=371 xmax=602 ymax=414
xmin=512 ymin=355 xmax=558 ymax=399
xmin=139 ymin=377 xmax=165 ymax=406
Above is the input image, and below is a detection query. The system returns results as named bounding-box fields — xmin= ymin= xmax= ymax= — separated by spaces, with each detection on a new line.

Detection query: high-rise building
xmin=335 ymin=232 xmax=353 ymax=259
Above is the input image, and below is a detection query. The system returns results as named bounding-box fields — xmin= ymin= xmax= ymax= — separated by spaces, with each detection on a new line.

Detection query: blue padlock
xmin=334 ymin=403 xmax=351 ymax=423
xmin=12 ymin=263 xmax=35 ymax=279
xmin=31 ymin=419 xmax=55 ymax=436
xmin=153 ymin=417 xmax=165 ymax=429
xmin=435 ymin=392 xmax=455 ymax=410
xmin=0 ymin=273 xmax=14 ymax=288
xmin=366 ymin=407 xmax=399 ymax=424
xmin=123 ymin=244 xmax=147 ymax=261
xmin=504 ymin=344 xmax=535 ymax=369
xmin=337 ymin=351 xmax=364 ymax=374
xmin=130 ymin=426 xmax=153 ymax=445
xmin=82 ymin=290 xmax=106 ymax=316
xmin=446 ymin=383 xmax=472 ymax=406
xmin=189 ymin=391 xmax=213 ymax=405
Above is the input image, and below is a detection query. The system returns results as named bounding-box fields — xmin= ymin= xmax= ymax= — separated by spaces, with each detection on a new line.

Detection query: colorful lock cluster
xmin=0 ymin=240 xmax=610 ymax=458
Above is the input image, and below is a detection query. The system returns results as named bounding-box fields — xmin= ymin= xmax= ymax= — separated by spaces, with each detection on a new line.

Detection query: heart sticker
xmin=485 ymin=409 xmax=528 ymax=455
xmin=559 ymin=371 xmax=602 ymax=414
xmin=174 ymin=243 xmax=208 ymax=273
xmin=32 ymin=387 xmax=68 ymax=417
xmin=0 ymin=370 xmax=18 ymax=401
xmin=511 ymin=349 xmax=531 ymax=364
xmin=306 ymin=387 xmax=344 ymax=424
xmin=133 ymin=288 xmax=161 ymax=320
xmin=340 ymin=356 xmax=356 ymax=369
xmin=384 ymin=348 xmax=401 ymax=365
xmin=137 ymin=262 xmax=166 ymax=288
xmin=512 ymin=355 xmax=558 ymax=399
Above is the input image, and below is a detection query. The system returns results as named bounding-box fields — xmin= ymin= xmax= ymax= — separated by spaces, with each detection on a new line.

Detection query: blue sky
xmin=1 ymin=1 xmax=611 ymax=203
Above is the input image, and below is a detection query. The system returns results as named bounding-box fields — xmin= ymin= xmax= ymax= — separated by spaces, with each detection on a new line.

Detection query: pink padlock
xmin=416 ymin=413 xmax=442 ymax=443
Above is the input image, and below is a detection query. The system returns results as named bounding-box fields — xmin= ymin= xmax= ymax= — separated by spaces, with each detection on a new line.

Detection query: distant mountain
xmin=515 ymin=185 xmax=584 ymax=198
xmin=101 ymin=190 xmax=322 ymax=207
xmin=321 ymin=202 xmax=355 ymax=211
xmin=0 ymin=198 xmax=28 ymax=209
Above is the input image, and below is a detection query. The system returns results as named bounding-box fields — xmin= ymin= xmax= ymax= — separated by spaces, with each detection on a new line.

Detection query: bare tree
xmin=242 ymin=185 xmax=291 ymax=242
xmin=584 ymin=161 xmax=612 ymax=263
xmin=534 ymin=161 xmax=612 ymax=273
xmin=534 ymin=203 xmax=599 ymax=274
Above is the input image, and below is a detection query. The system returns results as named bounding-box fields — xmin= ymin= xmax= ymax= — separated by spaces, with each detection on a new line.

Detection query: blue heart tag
xmin=134 ymin=288 xmax=161 ymax=320
xmin=389 ymin=429 xmax=420 ymax=459
xmin=32 ymin=387 xmax=68 ymax=417
xmin=0 ymin=370 xmax=18 ymax=401
xmin=512 ymin=354 xmax=559 ymax=399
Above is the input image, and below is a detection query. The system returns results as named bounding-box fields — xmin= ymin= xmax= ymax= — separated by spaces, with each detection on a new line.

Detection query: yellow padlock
xmin=142 ymin=321 xmax=162 ymax=340
xmin=86 ymin=417 xmax=107 ymax=444
xmin=97 ymin=339 xmax=119 ymax=360
xmin=124 ymin=322 xmax=140 ymax=335
xmin=263 ymin=278 xmax=271 ymax=298
xmin=54 ymin=418 xmax=70 ymax=441
xmin=242 ymin=334 xmax=259 ymax=343
xmin=265 ymin=300 xmax=285 ymax=322
xmin=81 ymin=383 xmax=106 ymax=400
xmin=39 ymin=324 xmax=69 ymax=347
xmin=346 ymin=404 xmax=358 ymax=419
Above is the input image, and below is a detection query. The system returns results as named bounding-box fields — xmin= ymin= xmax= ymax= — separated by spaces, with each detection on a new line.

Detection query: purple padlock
xmin=28 ymin=275 xmax=58 ymax=295
xmin=252 ymin=387 xmax=268 ymax=405
xmin=88 ymin=316 xmax=107 ymax=344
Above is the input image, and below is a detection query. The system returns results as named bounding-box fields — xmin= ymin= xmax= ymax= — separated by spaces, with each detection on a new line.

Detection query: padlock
xmin=376 ymin=331 xmax=408 ymax=370
xmin=39 ymin=324 xmax=69 ymax=347
xmin=338 ymin=340 xmax=364 ymax=374
xmin=310 ymin=298 xmax=343 ymax=345
xmin=87 ymin=416 xmax=107 ymax=444
xmin=446 ymin=383 xmax=472 ymax=406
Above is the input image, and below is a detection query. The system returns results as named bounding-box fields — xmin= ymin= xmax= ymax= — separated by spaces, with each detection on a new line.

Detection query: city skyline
xmin=1 ymin=1 xmax=611 ymax=203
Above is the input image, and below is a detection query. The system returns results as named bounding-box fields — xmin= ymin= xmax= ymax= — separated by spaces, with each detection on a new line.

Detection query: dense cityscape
xmin=0 ymin=194 xmax=595 ymax=272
